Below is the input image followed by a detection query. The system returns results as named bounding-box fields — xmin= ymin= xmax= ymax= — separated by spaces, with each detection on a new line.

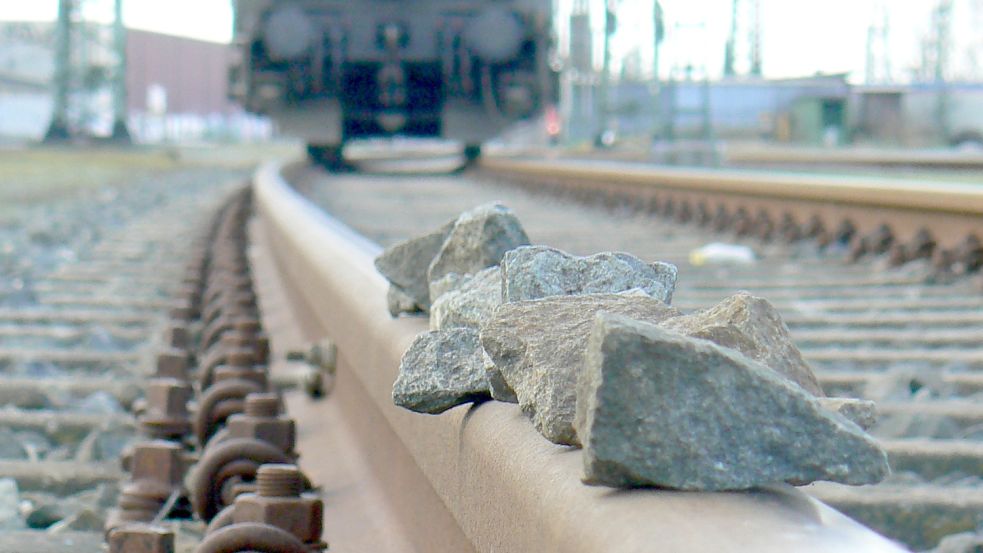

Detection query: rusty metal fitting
xmin=675 ymin=201 xmax=692 ymax=224
xmin=169 ymin=300 xmax=197 ymax=322
xmin=190 ymin=439 xmax=294 ymax=522
xmin=203 ymin=294 xmax=257 ymax=327
xmin=204 ymin=276 xmax=253 ymax=304
xmin=732 ymin=207 xmax=753 ymax=237
xmin=200 ymin=346 xmax=258 ymax=391
xmin=140 ymin=378 xmax=193 ymax=440
xmin=644 ymin=196 xmax=660 ymax=214
xmin=210 ymin=328 xmax=269 ymax=365
xmin=231 ymin=465 xmax=324 ymax=549
xmin=832 ymin=219 xmax=857 ymax=247
xmin=108 ymin=523 xmax=175 ymax=553
xmin=164 ymin=324 xmax=190 ymax=351
xmin=849 ymin=224 xmax=894 ymax=262
xmin=110 ymin=441 xmax=187 ymax=529
xmin=752 ymin=210 xmax=774 ymax=242
xmin=711 ymin=205 xmax=730 ymax=232
xmin=803 ymin=214 xmax=825 ymax=240
xmin=225 ymin=393 xmax=294 ymax=456
xmin=195 ymin=377 xmax=265 ymax=447
xmin=175 ymin=284 xmax=202 ymax=309
xmin=778 ymin=213 xmax=801 ymax=243
xmin=887 ymin=229 xmax=935 ymax=267
xmin=214 ymin=366 xmax=268 ymax=388
xmin=202 ymin=316 xmax=262 ymax=353
xmin=955 ymin=234 xmax=983 ymax=273
xmin=694 ymin=202 xmax=712 ymax=227
xmin=660 ymin=197 xmax=675 ymax=218
xmin=155 ymin=348 xmax=189 ymax=381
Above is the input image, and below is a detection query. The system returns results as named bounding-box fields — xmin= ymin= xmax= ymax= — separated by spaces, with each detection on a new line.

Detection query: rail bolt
xmin=224 ymin=393 xmax=294 ymax=455
xmin=195 ymin=376 xmax=265 ymax=447
xmin=156 ymin=348 xmax=190 ymax=381
xmin=164 ymin=324 xmax=191 ymax=351
xmin=232 ymin=465 xmax=324 ymax=548
xmin=140 ymin=378 xmax=193 ymax=440
xmin=109 ymin=523 xmax=174 ymax=553
xmin=190 ymin=439 xmax=296 ymax=522
xmin=200 ymin=343 xmax=257 ymax=390
xmin=198 ymin=344 xmax=265 ymax=390
xmin=110 ymin=441 xmax=187 ymax=529
xmin=169 ymin=299 xmax=198 ymax=322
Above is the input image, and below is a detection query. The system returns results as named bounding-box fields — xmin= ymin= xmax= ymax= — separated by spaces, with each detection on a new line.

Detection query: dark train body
xmin=230 ymin=0 xmax=557 ymax=163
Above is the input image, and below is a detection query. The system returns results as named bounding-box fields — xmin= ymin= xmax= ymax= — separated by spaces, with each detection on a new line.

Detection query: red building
xmin=126 ymin=29 xmax=235 ymax=116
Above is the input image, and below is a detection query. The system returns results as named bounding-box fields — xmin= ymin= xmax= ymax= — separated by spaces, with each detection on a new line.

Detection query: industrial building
xmin=0 ymin=21 xmax=270 ymax=142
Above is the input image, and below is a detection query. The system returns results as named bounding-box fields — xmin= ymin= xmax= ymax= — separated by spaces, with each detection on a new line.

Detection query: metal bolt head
xmin=155 ymin=349 xmax=188 ymax=381
xmin=146 ymin=379 xmax=192 ymax=417
xmin=131 ymin=441 xmax=185 ymax=486
xmin=213 ymin=366 xmax=267 ymax=388
xmin=169 ymin=300 xmax=196 ymax=322
xmin=164 ymin=324 xmax=190 ymax=350
xmin=227 ymin=414 xmax=295 ymax=455
xmin=233 ymin=465 xmax=322 ymax=544
xmin=108 ymin=523 xmax=174 ymax=553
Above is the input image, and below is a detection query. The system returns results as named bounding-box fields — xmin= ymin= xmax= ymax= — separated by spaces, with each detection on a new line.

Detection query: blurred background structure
xmin=0 ymin=0 xmax=272 ymax=145
xmin=555 ymin=0 xmax=983 ymax=157
xmin=1 ymin=0 xmax=981 ymax=153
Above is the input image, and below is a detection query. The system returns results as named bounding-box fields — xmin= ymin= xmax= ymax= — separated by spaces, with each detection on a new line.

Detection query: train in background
xmin=229 ymin=0 xmax=558 ymax=168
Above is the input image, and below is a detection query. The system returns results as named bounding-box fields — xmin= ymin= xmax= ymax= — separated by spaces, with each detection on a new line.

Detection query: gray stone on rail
xmin=430 ymin=266 xmax=502 ymax=331
xmin=481 ymin=294 xmax=681 ymax=445
xmin=427 ymin=203 xmax=529 ymax=286
xmin=818 ymin=397 xmax=878 ymax=430
xmin=659 ymin=292 xmax=824 ymax=396
xmin=576 ymin=313 xmax=890 ymax=491
xmin=393 ymin=328 xmax=490 ymax=414
xmin=501 ymin=246 xmax=677 ymax=304
xmin=375 ymin=221 xmax=453 ymax=313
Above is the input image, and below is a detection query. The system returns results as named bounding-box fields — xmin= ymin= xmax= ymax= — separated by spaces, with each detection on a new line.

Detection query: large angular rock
xmin=427 ymin=203 xmax=529 ymax=286
xmin=392 ymin=328 xmax=490 ymax=414
xmin=501 ymin=246 xmax=677 ymax=304
xmin=375 ymin=221 xmax=453 ymax=313
xmin=576 ymin=313 xmax=890 ymax=491
xmin=430 ymin=266 xmax=502 ymax=331
xmin=659 ymin=293 xmax=823 ymax=396
xmin=481 ymin=294 xmax=681 ymax=445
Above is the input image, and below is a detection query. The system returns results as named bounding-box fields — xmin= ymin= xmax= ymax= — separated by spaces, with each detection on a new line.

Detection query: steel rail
xmin=481 ymin=157 xmax=983 ymax=215
xmin=479 ymin=157 xmax=983 ymax=250
xmin=253 ymin=161 xmax=907 ymax=553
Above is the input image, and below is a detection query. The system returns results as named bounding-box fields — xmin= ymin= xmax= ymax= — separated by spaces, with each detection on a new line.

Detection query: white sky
xmin=0 ymin=0 xmax=234 ymax=43
xmin=1 ymin=0 xmax=980 ymax=82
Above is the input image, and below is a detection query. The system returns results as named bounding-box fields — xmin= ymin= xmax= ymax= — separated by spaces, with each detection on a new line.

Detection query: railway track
xmin=276 ymin=157 xmax=983 ymax=551
xmin=0 ymin=168 xmax=239 ymax=552
xmin=5 ymin=152 xmax=981 ymax=552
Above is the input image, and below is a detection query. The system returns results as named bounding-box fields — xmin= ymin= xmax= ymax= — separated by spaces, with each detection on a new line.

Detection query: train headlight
xmin=263 ymin=5 xmax=315 ymax=61
xmin=464 ymin=7 xmax=524 ymax=63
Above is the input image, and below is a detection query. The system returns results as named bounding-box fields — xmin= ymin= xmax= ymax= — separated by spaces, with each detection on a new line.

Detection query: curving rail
xmin=252 ymin=161 xmax=908 ymax=552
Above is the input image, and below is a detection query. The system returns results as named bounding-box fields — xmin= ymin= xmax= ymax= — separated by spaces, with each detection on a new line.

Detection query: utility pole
xmin=44 ymin=0 xmax=75 ymax=143
xmin=749 ymin=0 xmax=761 ymax=76
xmin=933 ymin=0 xmax=953 ymax=142
xmin=595 ymin=0 xmax=616 ymax=146
xmin=651 ymin=0 xmax=664 ymax=141
xmin=724 ymin=0 xmax=738 ymax=77
xmin=111 ymin=0 xmax=131 ymax=142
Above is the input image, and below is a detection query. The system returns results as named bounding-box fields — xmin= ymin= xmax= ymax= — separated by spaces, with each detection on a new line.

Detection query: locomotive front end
xmin=231 ymin=0 xmax=555 ymax=162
